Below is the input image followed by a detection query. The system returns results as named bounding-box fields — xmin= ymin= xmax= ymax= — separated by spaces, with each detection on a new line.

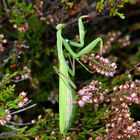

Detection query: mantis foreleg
xmin=65 ymin=15 xmax=89 ymax=48
xmin=62 ymin=37 xmax=103 ymax=72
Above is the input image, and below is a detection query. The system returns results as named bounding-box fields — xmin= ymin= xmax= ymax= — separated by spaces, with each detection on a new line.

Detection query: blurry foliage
xmin=96 ymin=0 xmax=129 ymax=19
xmin=0 ymin=72 xmax=20 ymax=110
xmin=0 ymin=0 xmax=139 ymax=139
xmin=8 ymin=0 xmax=35 ymax=25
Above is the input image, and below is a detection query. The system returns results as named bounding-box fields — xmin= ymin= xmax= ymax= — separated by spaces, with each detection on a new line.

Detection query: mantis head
xmin=56 ymin=24 xmax=65 ymax=30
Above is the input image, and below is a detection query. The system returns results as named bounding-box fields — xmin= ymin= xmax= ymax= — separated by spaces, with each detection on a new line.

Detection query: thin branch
xmin=24 ymin=100 xmax=32 ymax=106
xmin=10 ymin=104 xmax=37 ymax=115
xmin=2 ymin=0 xmax=10 ymax=16
xmin=127 ymin=62 xmax=140 ymax=74
xmin=0 ymin=126 xmax=78 ymax=139
xmin=4 ymin=124 xmax=22 ymax=131
xmin=0 ymin=132 xmax=19 ymax=139
xmin=11 ymin=76 xmax=30 ymax=83
xmin=9 ymin=121 xmax=33 ymax=126
xmin=2 ymin=55 xmax=13 ymax=66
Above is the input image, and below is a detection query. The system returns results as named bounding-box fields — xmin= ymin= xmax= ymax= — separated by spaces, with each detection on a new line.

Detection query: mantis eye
xmin=65 ymin=39 xmax=71 ymax=44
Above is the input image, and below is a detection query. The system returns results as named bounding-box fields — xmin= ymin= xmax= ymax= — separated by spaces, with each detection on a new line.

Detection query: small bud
xmin=18 ymin=101 xmax=24 ymax=107
xmin=20 ymin=91 xmax=27 ymax=97
xmin=93 ymin=98 xmax=98 ymax=103
xmin=23 ymin=97 xmax=28 ymax=103
xmin=31 ymin=119 xmax=36 ymax=124
xmin=51 ymin=131 xmax=55 ymax=135
xmin=111 ymin=63 xmax=117 ymax=69
xmin=78 ymin=100 xmax=85 ymax=107
xmin=130 ymin=83 xmax=135 ymax=88
xmin=7 ymin=115 xmax=12 ymax=121
xmin=3 ymin=39 xmax=7 ymax=43
xmin=0 ymin=119 xmax=6 ymax=125
xmin=126 ymin=126 xmax=133 ymax=132
xmin=5 ymin=109 xmax=10 ymax=114
xmin=95 ymin=55 xmax=100 ymax=59
xmin=113 ymin=86 xmax=118 ymax=91
xmin=38 ymin=115 xmax=42 ymax=120
xmin=119 ymin=85 xmax=123 ymax=90
xmin=0 ymin=34 xmax=4 ymax=38
xmin=82 ymin=96 xmax=90 ymax=103
xmin=13 ymin=24 xmax=17 ymax=29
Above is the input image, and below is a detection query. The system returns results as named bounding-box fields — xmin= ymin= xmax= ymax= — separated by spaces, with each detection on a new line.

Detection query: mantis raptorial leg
xmin=56 ymin=15 xmax=103 ymax=135
xmin=65 ymin=15 xmax=89 ymax=48
xmin=62 ymin=37 xmax=103 ymax=69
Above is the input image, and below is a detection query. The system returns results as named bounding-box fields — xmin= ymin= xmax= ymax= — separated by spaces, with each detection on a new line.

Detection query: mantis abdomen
xmin=59 ymin=61 xmax=73 ymax=134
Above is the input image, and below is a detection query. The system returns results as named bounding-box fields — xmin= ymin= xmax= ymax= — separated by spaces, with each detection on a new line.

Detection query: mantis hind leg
xmin=53 ymin=66 xmax=76 ymax=89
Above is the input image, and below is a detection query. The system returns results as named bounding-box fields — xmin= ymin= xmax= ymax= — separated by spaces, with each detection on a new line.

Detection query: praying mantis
xmin=55 ymin=15 xmax=103 ymax=135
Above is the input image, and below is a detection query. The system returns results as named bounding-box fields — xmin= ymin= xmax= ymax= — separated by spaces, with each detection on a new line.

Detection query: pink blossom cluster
xmin=80 ymin=53 xmax=117 ymax=77
xmin=77 ymin=80 xmax=109 ymax=108
xmin=95 ymin=136 xmax=103 ymax=140
xmin=17 ymin=91 xmax=28 ymax=107
xmin=0 ymin=34 xmax=7 ymax=53
xmin=13 ymin=23 xmax=29 ymax=32
xmin=95 ymin=81 xmax=140 ymax=140
xmin=0 ymin=109 xmax=11 ymax=125
xmin=101 ymin=31 xmax=121 ymax=54
xmin=118 ymin=35 xmax=130 ymax=48
xmin=77 ymin=80 xmax=140 ymax=139
xmin=13 ymin=66 xmax=31 ymax=82
xmin=22 ymin=66 xmax=31 ymax=79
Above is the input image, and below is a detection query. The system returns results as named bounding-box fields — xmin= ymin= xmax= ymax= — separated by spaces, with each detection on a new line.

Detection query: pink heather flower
xmin=20 ymin=91 xmax=27 ymax=97
xmin=82 ymin=96 xmax=90 ymax=103
xmin=109 ymin=72 xmax=114 ymax=77
xmin=18 ymin=101 xmax=24 ymax=107
xmin=111 ymin=63 xmax=117 ymax=69
xmin=78 ymin=80 xmax=140 ymax=139
xmin=131 ymin=93 xmax=137 ymax=98
xmin=130 ymin=83 xmax=135 ymax=88
xmin=95 ymin=136 xmax=103 ymax=140
xmin=0 ymin=120 xmax=6 ymax=125
xmin=23 ymin=97 xmax=28 ymax=103
xmin=93 ymin=98 xmax=98 ymax=103
xmin=0 ymin=109 xmax=12 ymax=125
xmin=78 ymin=100 xmax=85 ymax=108
xmin=126 ymin=126 xmax=133 ymax=132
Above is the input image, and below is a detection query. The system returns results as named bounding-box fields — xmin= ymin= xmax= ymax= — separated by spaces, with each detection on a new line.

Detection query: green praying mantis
xmin=55 ymin=15 xmax=103 ymax=135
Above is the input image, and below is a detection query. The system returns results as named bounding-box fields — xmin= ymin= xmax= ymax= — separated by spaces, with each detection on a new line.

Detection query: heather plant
xmin=96 ymin=0 xmax=129 ymax=19
xmin=0 ymin=0 xmax=139 ymax=140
